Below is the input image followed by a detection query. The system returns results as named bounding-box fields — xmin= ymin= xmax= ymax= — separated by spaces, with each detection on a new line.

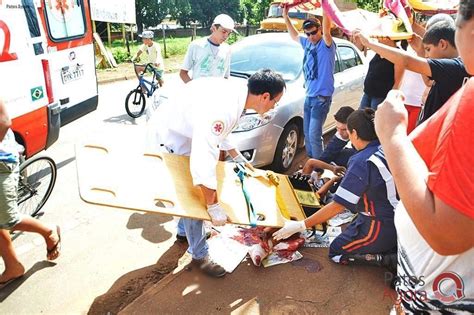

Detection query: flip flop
xmin=0 ymin=275 xmax=23 ymax=290
xmin=47 ymin=226 xmax=61 ymax=261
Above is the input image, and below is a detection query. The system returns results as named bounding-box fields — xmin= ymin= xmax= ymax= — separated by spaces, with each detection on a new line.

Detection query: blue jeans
xmin=177 ymin=218 xmax=208 ymax=260
xmin=329 ymin=214 xmax=397 ymax=263
xmin=359 ymin=93 xmax=385 ymax=110
xmin=304 ymin=95 xmax=332 ymax=159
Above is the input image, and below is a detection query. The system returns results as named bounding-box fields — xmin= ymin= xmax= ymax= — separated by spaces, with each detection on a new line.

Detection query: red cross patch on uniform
xmin=211 ymin=120 xmax=225 ymax=136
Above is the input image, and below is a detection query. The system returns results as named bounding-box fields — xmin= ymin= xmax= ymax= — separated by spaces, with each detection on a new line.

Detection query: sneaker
xmin=192 ymin=255 xmax=226 ymax=278
xmin=176 ymin=231 xmax=211 ymax=243
xmin=176 ymin=234 xmax=187 ymax=243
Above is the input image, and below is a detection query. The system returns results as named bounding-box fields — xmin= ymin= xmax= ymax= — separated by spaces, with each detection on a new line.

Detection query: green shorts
xmin=0 ymin=161 xmax=22 ymax=229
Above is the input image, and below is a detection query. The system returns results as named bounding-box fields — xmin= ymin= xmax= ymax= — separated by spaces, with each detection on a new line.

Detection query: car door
xmin=335 ymin=45 xmax=366 ymax=110
xmin=324 ymin=50 xmax=344 ymax=133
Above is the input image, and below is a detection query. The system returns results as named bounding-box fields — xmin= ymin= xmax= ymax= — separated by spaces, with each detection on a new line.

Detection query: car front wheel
xmin=271 ymin=123 xmax=299 ymax=173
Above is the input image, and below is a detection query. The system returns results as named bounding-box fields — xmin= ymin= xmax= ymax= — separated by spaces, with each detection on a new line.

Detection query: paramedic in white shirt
xmin=153 ymin=69 xmax=285 ymax=277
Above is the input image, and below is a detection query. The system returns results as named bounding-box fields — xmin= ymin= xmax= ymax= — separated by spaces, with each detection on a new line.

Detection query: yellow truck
xmin=257 ymin=1 xmax=356 ymax=36
xmin=257 ymin=2 xmax=316 ymax=33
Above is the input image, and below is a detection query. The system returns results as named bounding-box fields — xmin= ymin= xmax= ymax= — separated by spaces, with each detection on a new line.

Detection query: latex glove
xmin=232 ymin=152 xmax=249 ymax=165
xmin=207 ymin=203 xmax=228 ymax=226
xmin=273 ymin=220 xmax=306 ymax=241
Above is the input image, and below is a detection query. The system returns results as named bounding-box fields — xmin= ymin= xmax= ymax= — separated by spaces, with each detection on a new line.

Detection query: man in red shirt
xmin=373 ymin=0 xmax=474 ymax=312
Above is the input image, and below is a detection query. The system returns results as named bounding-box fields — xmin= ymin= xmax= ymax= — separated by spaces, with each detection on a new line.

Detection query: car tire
xmin=271 ymin=123 xmax=299 ymax=173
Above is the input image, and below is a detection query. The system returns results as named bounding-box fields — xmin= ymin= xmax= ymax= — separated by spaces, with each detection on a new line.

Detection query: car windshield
xmin=268 ymin=5 xmax=282 ymax=18
xmin=288 ymin=11 xmax=306 ymax=19
xmin=230 ymin=38 xmax=303 ymax=81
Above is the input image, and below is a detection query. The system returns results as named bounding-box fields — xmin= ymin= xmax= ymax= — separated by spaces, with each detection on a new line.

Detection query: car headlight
xmin=233 ymin=110 xmax=276 ymax=132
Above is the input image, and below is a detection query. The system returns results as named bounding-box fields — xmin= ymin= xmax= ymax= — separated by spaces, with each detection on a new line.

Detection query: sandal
xmin=47 ymin=226 xmax=61 ymax=261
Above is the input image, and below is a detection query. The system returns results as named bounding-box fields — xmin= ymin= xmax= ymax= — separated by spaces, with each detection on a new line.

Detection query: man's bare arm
xmin=283 ymin=6 xmax=299 ymax=42
xmin=0 ymin=99 xmax=12 ymax=141
xmin=179 ymin=69 xmax=192 ymax=83
xmin=353 ymin=30 xmax=432 ymax=77
xmin=321 ymin=10 xmax=333 ymax=47
xmin=199 ymin=185 xmax=218 ymax=205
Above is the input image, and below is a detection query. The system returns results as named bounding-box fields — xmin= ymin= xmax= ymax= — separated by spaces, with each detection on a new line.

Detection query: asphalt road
xmin=0 ymin=78 xmax=186 ymax=314
xmin=0 ymin=75 xmax=320 ymax=313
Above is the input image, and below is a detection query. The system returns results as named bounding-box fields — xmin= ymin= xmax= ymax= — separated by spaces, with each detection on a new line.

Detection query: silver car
xmin=228 ymin=33 xmax=367 ymax=172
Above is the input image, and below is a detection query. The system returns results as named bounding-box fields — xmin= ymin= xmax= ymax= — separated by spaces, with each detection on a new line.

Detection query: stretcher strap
xmin=235 ymin=163 xmax=258 ymax=227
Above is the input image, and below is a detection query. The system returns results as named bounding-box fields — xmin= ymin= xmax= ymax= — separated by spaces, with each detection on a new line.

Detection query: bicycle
xmin=125 ymin=63 xmax=162 ymax=118
xmin=17 ymin=155 xmax=57 ymax=218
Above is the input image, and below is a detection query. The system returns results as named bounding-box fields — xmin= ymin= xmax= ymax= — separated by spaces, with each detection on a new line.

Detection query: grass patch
xmin=108 ymin=34 xmax=243 ymax=64
xmin=109 ymin=37 xmax=203 ymax=64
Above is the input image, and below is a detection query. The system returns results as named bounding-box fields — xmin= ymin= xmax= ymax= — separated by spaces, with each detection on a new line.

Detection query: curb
xmin=97 ymin=69 xmax=179 ymax=85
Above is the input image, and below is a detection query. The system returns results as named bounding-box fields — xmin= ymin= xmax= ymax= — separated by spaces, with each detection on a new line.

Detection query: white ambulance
xmin=0 ymin=0 xmax=98 ymax=157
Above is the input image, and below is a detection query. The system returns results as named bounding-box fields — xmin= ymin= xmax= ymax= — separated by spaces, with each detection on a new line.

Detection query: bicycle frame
xmin=134 ymin=63 xmax=158 ymax=97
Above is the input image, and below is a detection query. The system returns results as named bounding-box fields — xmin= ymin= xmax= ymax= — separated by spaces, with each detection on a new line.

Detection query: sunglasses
xmin=305 ymin=30 xmax=318 ymax=36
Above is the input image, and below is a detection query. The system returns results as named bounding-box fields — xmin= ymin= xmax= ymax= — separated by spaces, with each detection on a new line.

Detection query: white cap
xmin=213 ymin=14 xmax=235 ymax=31
xmin=139 ymin=30 xmax=154 ymax=39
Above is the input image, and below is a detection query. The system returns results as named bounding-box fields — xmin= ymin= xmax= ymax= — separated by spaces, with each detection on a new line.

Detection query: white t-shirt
xmin=399 ymin=70 xmax=425 ymax=107
xmin=156 ymin=78 xmax=247 ymax=189
xmin=0 ymin=129 xmax=20 ymax=162
xmin=395 ymin=202 xmax=474 ymax=313
xmin=138 ymin=42 xmax=164 ymax=70
xmin=181 ymin=37 xmax=231 ymax=79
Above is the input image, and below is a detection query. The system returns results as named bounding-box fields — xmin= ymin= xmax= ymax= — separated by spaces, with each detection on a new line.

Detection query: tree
xmin=169 ymin=0 xmax=193 ymax=28
xmin=135 ymin=0 xmax=173 ymax=34
xmin=239 ymin=0 xmax=278 ymax=26
xmin=188 ymin=0 xmax=241 ymax=27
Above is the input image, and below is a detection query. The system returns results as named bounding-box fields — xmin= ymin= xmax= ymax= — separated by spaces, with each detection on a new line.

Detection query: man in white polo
xmin=179 ymin=14 xmax=236 ymax=83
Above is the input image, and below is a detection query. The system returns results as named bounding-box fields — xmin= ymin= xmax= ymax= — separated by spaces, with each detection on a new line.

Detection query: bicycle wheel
xmin=17 ymin=156 xmax=57 ymax=217
xmin=125 ymin=88 xmax=146 ymax=118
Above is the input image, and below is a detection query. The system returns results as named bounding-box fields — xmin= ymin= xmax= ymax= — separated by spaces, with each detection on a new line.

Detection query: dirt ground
xmin=89 ymin=242 xmax=395 ymax=314
xmin=88 ymin=240 xmax=189 ymax=314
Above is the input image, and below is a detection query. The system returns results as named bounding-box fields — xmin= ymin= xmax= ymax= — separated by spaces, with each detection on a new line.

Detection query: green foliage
xmin=239 ymin=0 xmax=278 ymax=26
xmin=110 ymin=37 xmax=204 ymax=62
xmin=352 ymin=0 xmax=380 ymax=13
xmin=170 ymin=0 xmax=193 ymax=28
xmin=226 ymin=32 xmax=243 ymax=45
xmin=188 ymin=0 xmax=241 ymax=27
xmin=155 ymin=37 xmax=199 ymax=57
xmin=135 ymin=0 xmax=173 ymax=33
xmin=111 ymin=46 xmax=131 ymax=64
xmin=135 ymin=0 xmax=242 ymax=30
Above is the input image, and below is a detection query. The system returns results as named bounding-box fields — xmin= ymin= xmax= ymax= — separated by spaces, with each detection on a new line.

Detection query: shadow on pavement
xmin=56 ymin=156 xmax=76 ymax=171
xmin=88 ymin=240 xmax=188 ymax=315
xmin=126 ymin=212 xmax=173 ymax=244
xmin=103 ymin=114 xmax=140 ymax=126
xmin=0 ymin=260 xmax=57 ymax=301
xmin=119 ymin=248 xmax=395 ymax=314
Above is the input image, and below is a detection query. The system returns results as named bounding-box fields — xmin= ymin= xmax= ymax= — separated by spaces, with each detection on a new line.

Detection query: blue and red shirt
xmin=333 ymin=140 xmax=398 ymax=220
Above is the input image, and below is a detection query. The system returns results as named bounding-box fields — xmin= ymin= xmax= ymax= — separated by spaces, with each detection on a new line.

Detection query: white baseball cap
xmin=139 ymin=30 xmax=154 ymax=39
xmin=213 ymin=14 xmax=236 ymax=31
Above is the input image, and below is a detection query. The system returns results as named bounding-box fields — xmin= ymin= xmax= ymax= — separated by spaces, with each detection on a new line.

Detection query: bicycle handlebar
xmin=133 ymin=62 xmax=154 ymax=70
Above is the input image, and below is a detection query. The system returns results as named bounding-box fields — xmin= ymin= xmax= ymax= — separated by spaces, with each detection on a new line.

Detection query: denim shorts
xmin=0 ymin=161 xmax=22 ymax=229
